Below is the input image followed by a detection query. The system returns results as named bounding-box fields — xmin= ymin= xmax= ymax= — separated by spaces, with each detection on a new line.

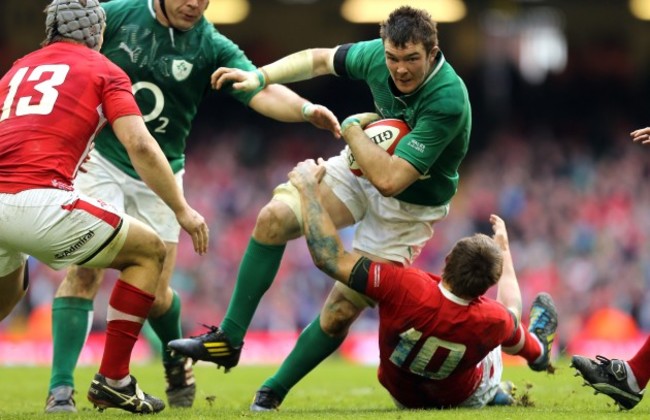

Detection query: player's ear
xmin=429 ymin=46 xmax=439 ymax=64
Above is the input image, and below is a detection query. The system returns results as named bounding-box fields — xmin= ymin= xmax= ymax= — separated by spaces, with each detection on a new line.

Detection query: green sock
xmin=49 ymin=297 xmax=93 ymax=391
xmin=221 ymin=238 xmax=285 ymax=346
xmin=262 ymin=315 xmax=345 ymax=399
xmin=148 ymin=290 xmax=182 ymax=364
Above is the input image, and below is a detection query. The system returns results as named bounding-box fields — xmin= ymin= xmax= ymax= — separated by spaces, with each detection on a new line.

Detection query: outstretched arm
xmin=492 ymin=214 xmax=522 ymax=324
xmin=212 ymin=48 xmax=341 ymax=137
xmin=288 ymin=158 xmax=362 ymax=283
xmin=211 ymin=48 xmax=337 ymax=91
xmin=248 ymin=84 xmax=341 ymax=138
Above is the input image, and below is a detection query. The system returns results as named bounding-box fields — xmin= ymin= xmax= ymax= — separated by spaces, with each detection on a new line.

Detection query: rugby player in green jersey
xmin=45 ymin=0 xmax=340 ymax=413
xmin=169 ymin=5 xmax=473 ymax=411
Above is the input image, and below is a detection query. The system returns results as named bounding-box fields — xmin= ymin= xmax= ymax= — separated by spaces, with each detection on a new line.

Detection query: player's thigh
xmin=106 ymin=215 xmax=166 ymax=271
xmin=0 ymin=189 xmax=124 ymax=271
xmin=75 ymin=149 xmax=127 ymax=212
xmin=123 ymin=170 xmax=182 ymax=243
xmin=354 ymin=184 xmax=449 ymax=265
xmin=258 ymin=182 xmax=355 ymax=243
xmin=322 ymin=154 xmax=368 ymax=226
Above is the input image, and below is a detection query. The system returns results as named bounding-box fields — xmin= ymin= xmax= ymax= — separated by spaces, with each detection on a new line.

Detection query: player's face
xmin=384 ymin=40 xmax=438 ymax=94
xmin=163 ymin=0 xmax=210 ymax=31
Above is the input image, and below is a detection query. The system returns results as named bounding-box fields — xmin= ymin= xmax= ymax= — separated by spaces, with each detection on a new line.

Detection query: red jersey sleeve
xmin=364 ymin=263 xmax=440 ymax=305
xmin=100 ymin=60 xmax=141 ymax=124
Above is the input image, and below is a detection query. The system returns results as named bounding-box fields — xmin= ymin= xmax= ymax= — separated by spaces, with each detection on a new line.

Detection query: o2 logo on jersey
xmin=0 ymin=64 xmax=70 ymax=121
xmin=132 ymin=81 xmax=169 ymax=133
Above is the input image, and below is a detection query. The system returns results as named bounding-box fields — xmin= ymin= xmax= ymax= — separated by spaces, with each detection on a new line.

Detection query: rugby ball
xmin=346 ymin=118 xmax=411 ymax=176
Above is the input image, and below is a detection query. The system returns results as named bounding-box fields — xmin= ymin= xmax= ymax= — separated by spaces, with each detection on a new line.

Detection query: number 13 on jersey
xmin=1 ymin=64 xmax=70 ymax=121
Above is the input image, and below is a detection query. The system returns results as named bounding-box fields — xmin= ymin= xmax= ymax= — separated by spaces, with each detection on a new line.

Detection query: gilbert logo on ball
xmin=347 ymin=118 xmax=411 ymax=176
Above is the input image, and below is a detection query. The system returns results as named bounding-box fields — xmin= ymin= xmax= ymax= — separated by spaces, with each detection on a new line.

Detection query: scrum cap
xmin=45 ymin=0 xmax=106 ymax=49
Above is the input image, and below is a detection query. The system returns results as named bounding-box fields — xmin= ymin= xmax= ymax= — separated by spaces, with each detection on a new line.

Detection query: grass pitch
xmin=0 ymin=357 xmax=645 ymax=419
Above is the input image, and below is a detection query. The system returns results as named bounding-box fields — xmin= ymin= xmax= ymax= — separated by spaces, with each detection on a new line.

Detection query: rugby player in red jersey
xmin=0 ymin=0 xmax=208 ymax=414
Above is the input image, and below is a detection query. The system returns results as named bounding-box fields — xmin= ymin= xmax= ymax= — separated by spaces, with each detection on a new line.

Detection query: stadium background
xmin=2 ymin=0 xmax=650 ymax=365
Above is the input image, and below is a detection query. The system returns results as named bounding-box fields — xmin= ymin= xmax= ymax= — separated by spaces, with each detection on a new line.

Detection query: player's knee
xmin=149 ymin=286 xmax=174 ymax=317
xmin=145 ymin=235 xmax=167 ymax=271
xmin=320 ymin=301 xmax=359 ymax=336
xmin=57 ymin=265 xmax=103 ymax=298
xmin=254 ymin=201 xmax=301 ymax=243
xmin=72 ymin=266 xmax=103 ymax=289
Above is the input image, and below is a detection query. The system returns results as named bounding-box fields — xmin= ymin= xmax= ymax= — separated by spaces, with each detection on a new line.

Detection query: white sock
xmin=105 ymin=375 xmax=131 ymax=388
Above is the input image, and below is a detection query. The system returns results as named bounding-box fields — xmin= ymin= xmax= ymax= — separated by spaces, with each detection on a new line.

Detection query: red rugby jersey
xmin=364 ymin=263 xmax=516 ymax=408
xmin=0 ymin=42 xmax=140 ymax=193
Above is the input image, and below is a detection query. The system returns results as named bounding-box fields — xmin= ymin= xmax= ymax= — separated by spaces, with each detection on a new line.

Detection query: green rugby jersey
xmin=96 ymin=0 xmax=261 ymax=178
xmin=334 ymin=39 xmax=471 ymax=206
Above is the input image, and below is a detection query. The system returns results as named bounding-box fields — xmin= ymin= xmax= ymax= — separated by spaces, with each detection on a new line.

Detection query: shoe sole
xmin=87 ymin=395 xmax=164 ymax=413
xmin=528 ymin=293 xmax=558 ymax=372
xmin=571 ymin=361 xmax=641 ymax=410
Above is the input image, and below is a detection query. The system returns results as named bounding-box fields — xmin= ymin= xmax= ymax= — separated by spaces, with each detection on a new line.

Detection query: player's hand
xmin=175 ymin=206 xmax=209 ymax=255
xmin=341 ymin=112 xmax=381 ymax=136
xmin=211 ymin=67 xmax=259 ymax=91
xmin=303 ymin=103 xmax=341 ymax=138
xmin=631 ymin=127 xmax=650 ymax=145
xmin=288 ymin=158 xmax=326 ymax=192
xmin=490 ymin=214 xmax=509 ymax=252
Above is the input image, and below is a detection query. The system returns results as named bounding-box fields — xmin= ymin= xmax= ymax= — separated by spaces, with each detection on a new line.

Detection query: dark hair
xmin=379 ymin=6 xmax=438 ymax=54
xmin=442 ymin=234 xmax=503 ymax=299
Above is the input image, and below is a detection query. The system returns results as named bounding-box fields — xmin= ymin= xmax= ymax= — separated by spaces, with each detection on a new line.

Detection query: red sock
xmin=99 ymin=279 xmax=154 ymax=380
xmin=502 ymin=324 xmax=542 ymax=363
xmin=628 ymin=336 xmax=650 ymax=389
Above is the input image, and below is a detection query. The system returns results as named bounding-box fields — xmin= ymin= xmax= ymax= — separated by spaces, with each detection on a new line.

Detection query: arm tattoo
xmin=302 ymin=190 xmax=345 ymax=278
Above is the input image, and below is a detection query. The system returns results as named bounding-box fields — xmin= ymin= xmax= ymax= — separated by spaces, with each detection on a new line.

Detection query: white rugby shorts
xmin=458 ymin=347 xmax=504 ymax=408
xmin=0 ymin=188 xmax=125 ymax=276
xmin=76 ymin=149 xmax=183 ymax=243
xmin=324 ymin=153 xmax=449 ymax=266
